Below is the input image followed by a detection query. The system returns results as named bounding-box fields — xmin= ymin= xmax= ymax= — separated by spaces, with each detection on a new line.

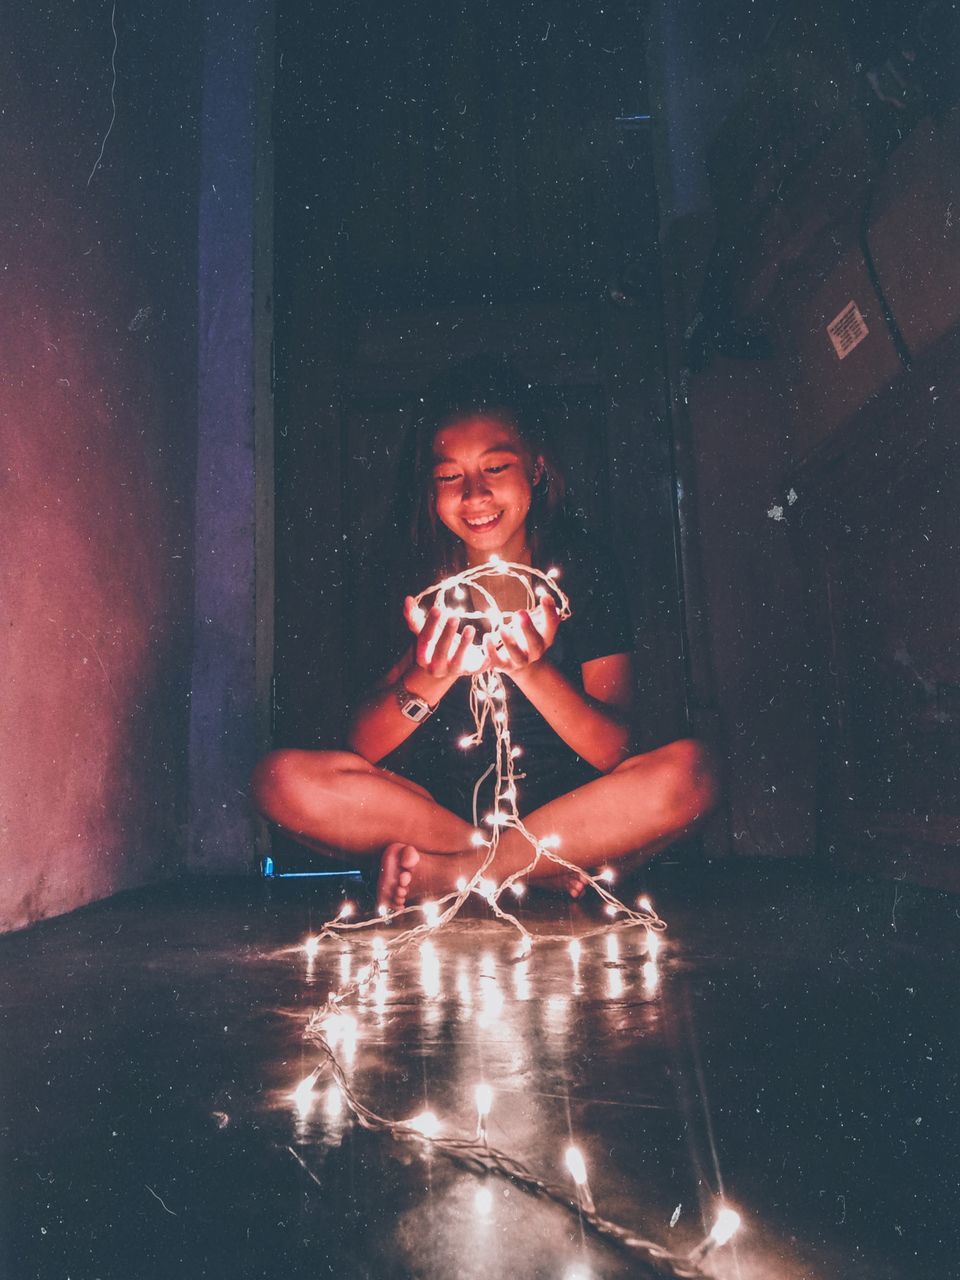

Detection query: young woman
xmin=252 ymin=359 xmax=716 ymax=909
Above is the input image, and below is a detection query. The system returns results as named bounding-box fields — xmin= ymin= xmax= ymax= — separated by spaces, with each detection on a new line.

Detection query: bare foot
xmin=377 ymin=843 xmax=421 ymax=911
xmin=538 ymin=871 xmax=588 ymax=899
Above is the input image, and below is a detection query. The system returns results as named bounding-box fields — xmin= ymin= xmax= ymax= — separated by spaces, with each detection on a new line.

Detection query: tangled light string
xmin=291 ymin=558 xmax=741 ymax=1276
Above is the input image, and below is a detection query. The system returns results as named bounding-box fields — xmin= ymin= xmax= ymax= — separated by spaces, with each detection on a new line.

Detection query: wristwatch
xmin=396 ymin=679 xmax=436 ymax=723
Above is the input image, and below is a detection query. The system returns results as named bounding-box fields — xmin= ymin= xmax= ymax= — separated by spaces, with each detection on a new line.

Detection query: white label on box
xmin=827 ymin=301 xmax=869 ymax=359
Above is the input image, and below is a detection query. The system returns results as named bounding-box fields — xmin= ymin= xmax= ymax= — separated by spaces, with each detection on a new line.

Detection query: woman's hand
xmin=404 ymin=598 xmax=479 ymax=679
xmin=483 ymin=596 xmax=560 ymax=676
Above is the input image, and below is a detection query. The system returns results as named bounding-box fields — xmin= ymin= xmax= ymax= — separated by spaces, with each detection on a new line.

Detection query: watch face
xmin=400 ymin=696 xmax=431 ymax=722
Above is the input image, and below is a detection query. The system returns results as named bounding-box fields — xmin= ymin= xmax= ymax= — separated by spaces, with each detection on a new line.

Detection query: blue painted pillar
xmin=188 ymin=0 xmax=272 ymax=871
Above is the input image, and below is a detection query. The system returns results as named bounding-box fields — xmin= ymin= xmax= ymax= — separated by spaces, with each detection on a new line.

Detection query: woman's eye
xmin=485 ymin=463 xmax=510 ymax=475
xmin=434 ymin=473 xmax=461 ymax=484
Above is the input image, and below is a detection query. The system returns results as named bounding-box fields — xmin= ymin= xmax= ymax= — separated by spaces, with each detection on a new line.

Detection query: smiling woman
xmin=251 ymin=354 xmax=717 ymax=907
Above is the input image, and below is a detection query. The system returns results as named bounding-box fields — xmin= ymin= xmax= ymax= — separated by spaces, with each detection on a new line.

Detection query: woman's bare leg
xmin=251 ymin=749 xmax=476 ymax=861
xmin=376 ymin=738 xmax=717 ymax=906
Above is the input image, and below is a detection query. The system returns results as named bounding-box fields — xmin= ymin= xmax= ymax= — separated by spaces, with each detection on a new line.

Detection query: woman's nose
xmin=462 ymin=472 xmax=491 ymax=501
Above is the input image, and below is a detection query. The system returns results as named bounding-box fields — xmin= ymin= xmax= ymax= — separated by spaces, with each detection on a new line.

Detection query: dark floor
xmin=1 ymin=859 xmax=958 ymax=1280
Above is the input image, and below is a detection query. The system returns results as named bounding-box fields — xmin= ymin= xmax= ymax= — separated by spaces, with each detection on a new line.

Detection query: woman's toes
xmin=377 ymin=843 xmax=422 ymax=910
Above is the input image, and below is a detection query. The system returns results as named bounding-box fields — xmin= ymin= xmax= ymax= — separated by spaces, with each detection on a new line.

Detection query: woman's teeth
xmin=464 ymin=512 xmax=502 ymax=529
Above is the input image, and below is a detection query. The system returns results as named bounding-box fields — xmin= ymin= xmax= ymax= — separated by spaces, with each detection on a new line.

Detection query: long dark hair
xmin=407 ymin=355 xmax=569 ymax=580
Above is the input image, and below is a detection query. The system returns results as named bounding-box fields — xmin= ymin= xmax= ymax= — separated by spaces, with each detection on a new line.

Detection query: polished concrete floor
xmin=0 ymin=859 xmax=957 ymax=1280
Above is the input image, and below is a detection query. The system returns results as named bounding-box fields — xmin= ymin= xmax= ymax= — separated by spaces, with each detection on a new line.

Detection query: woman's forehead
xmin=432 ymin=414 xmax=527 ymax=459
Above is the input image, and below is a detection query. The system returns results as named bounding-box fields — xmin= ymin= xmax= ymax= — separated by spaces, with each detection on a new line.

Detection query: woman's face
xmin=430 ymin=415 xmax=541 ymax=566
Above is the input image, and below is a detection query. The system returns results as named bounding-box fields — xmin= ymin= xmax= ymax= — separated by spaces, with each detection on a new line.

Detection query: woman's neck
xmin=464 ymin=529 xmax=532 ymax=568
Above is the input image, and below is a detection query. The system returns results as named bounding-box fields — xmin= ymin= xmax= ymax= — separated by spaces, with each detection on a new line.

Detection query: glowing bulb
xmin=637 ymin=895 xmax=653 ymax=912
xmin=646 ymin=929 xmax=662 ymax=961
xmin=564 ymin=1144 xmax=595 ymax=1213
xmin=337 ymin=901 xmax=355 ymax=920
xmin=565 ymin=1145 xmax=588 ymax=1186
xmin=292 ymin=1070 xmax=318 ymax=1114
xmin=510 ymin=745 xmax=522 ymax=758
xmin=408 ymin=1110 xmax=440 ymax=1139
xmin=303 ymin=936 xmax=319 ymax=958
xmin=542 ymin=833 xmax=562 ymax=849
xmin=510 ymin=881 xmax=526 ymax=899
xmin=604 ymin=904 xmax=618 ymax=918
xmin=456 ymin=876 xmax=467 ymax=892
xmin=488 ymin=553 xmax=503 ymax=566
xmin=454 ymin=586 xmax=466 ymax=601
xmin=322 ymin=1010 xmax=358 ymax=1056
xmin=688 ymin=1205 xmax=743 ymax=1264
xmin=547 ymin=566 xmax=559 ymax=578
xmin=474 ymin=1185 xmax=493 ymax=1216
xmin=475 ymin=1082 xmax=493 ymax=1118
xmin=477 ymin=877 xmax=496 ymax=900
xmin=568 ymin=938 xmax=582 ymax=964
xmin=377 ymin=903 xmax=388 ymax=917
xmin=470 ymin=831 xmax=487 ymax=847
xmin=458 ymin=735 xmax=475 ymax=749
xmin=410 ymin=605 xmax=427 ymax=629
xmin=501 ymin=786 xmax=517 ymax=802
xmin=422 ymin=901 xmax=439 ymax=926
xmin=598 ymin=867 xmax=615 ymax=884
xmin=710 ymin=1208 xmax=741 ymax=1246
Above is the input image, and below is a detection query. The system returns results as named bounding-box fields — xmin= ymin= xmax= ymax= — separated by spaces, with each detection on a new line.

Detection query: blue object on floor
xmin=260 ymin=856 xmax=362 ymax=880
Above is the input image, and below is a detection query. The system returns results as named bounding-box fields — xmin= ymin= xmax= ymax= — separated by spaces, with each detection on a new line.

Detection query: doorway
xmin=271 ymin=2 xmax=687 ymax=836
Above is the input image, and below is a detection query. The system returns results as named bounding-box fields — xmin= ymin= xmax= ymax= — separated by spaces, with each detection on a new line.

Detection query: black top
xmin=383 ymin=538 xmax=632 ymax=821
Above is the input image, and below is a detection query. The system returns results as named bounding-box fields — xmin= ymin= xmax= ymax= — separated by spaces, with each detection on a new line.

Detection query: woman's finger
xmin=495 ymin=623 xmax=530 ymax=667
xmin=514 ymin=610 xmax=546 ymax=660
xmin=432 ymin=612 xmax=462 ymax=673
xmin=450 ymin=624 xmax=477 ymax=673
xmin=403 ymin=595 xmax=426 ymax=636
xmin=416 ymin=605 xmax=445 ymax=667
xmin=533 ymin=596 xmax=560 ymax=644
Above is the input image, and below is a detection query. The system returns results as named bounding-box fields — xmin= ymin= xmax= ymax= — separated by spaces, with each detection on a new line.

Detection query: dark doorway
xmin=272 ymin=2 xmax=686 ymax=785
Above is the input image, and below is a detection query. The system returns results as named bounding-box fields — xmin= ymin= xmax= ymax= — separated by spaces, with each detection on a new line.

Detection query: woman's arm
xmin=347 ymin=602 xmax=477 ymax=763
xmin=507 ymin=650 xmax=634 ymax=773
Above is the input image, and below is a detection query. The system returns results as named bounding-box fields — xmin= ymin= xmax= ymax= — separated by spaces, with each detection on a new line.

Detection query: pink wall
xmin=0 ymin=2 xmax=201 ymax=931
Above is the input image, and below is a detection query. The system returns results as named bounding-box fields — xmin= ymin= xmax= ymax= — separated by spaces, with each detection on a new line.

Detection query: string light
xmin=407 ymin=1110 xmax=441 ymax=1139
xmin=292 ymin=1066 xmax=321 ymax=1116
xmin=687 ymin=1207 xmax=742 ymax=1265
xmin=289 ymin=559 xmax=739 ymax=1279
xmin=565 ymin=1145 xmax=596 ymax=1215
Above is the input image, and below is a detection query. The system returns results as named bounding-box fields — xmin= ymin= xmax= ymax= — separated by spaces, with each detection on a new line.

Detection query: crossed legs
xmin=251 ymin=740 xmax=717 ymax=905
